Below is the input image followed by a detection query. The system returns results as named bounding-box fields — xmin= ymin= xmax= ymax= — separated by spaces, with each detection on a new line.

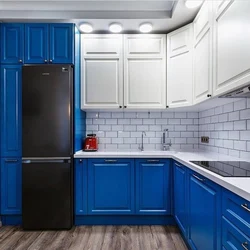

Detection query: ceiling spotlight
xmin=185 ymin=0 xmax=203 ymax=8
xmin=79 ymin=23 xmax=93 ymax=33
xmin=139 ymin=23 xmax=153 ymax=33
xmin=109 ymin=23 xmax=123 ymax=33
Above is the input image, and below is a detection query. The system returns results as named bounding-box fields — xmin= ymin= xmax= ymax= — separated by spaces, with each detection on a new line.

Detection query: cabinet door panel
xmin=1 ymin=158 xmax=22 ymax=215
xmin=88 ymin=159 xmax=134 ymax=214
xmin=193 ymin=1 xmax=213 ymax=104
xmin=24 ymin=24 xmax=49 ymax=64
xmin=167 ymin=24 xmax=193 ymax=108
xmin=1 ymin=65 xmax=22 ymax=157
xmin=124 ymin=59 xmax=165 ymax=108
xmin=1 ymin=24 xmax=24 ymax=64
xmin=213 ymin=0 xmax=250 ymax=96
xmin=82 ymin=59 xmax=123 ymax=109
xmin=188 ymin=172 xmax=221 ymax=250
xmin=173 ymin=162 xmax=187 ymax=236
xmin=136 ymin=159 xmax=170 ymax=215
xmin=49 ymin=24 xmax=74 ymax=64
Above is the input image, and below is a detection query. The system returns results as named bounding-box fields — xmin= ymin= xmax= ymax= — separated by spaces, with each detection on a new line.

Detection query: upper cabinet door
xmin=124 ymin=35 xmax=166 ymax=109
xmin=193 ymin=1 xmax=213 ymax=104
xmin=1 ymin=65 xmax=22 ymax=157
xmin=24 ymin=24 xmax=49 ymax=64
xmin=81 ymin=35 xmax=123 ymax=109
xmin=1 ymin=24 xmax=24 ymax=64
xmin=49 ymin=24 xmax=74 ymax=64
xmin=213 ymin=0 xmax=250 ymax=96
xmin=167 ymin=24 xmax=193 ymax=108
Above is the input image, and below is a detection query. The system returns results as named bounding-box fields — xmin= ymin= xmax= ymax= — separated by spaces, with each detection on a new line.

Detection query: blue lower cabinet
xmin=74 ymin=158 xmax=88 ymax=215
xmin=187 ymin=170 xmax=221 ymax=250
xmin=135 ymin=159 xmax=171 ymax=215
xmin=87 ymin=159 xmax=135 ymax=215
xmin=222 ymin=217 xmax=250 ymax=250
xmin=173 ymin=161 xmax=188 ymax=236
xmin=1 ymin=158 xmax=22 ymax=215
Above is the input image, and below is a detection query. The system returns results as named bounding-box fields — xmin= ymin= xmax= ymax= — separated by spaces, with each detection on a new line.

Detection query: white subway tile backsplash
xmin=106 ymin=119 xmax=117 ymax=125
xmin=175 ymin=112 xmax=187 ymax=118
xmin=234 ymin=99 xmax=246 ymax=111
xmin=234 ymin=120 xmax=246 ymax=130
xmin=93 ymin=119 xmax=105 ymax=125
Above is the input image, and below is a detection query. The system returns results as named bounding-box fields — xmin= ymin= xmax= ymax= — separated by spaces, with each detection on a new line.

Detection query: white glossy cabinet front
xmin=193 ymin=1 xmax=213 ymax=104
xmin=213 ymin=0 xmax=250 ymax=96
xmin=124 ymin=35 xmax=166 ymax=109
xmin=167 ymin=24 xmax=193 ymax=108
xmin=81 ymin=35 xmax=123 ymax=109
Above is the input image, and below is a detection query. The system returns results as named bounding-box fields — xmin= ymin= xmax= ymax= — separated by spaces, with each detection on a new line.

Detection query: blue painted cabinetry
xmin=187 ymin=170 xmax=221 ymax=250
xmin=87 ymin=159 xmax=135 ymax=214
xmin=173 ymin=161 xmax=188 ymax=236
xmin=0 ymin=65 xmax=22 ymax=157
xmin=135 ymin=159 xmax=171 ymax=215
xmin=0 ymin=158 xmax=22 ymax=215
xmin=0 ymin=24 xmax=24 ymax=64
xmin=74 ymin=158 xmax=88 ymax=215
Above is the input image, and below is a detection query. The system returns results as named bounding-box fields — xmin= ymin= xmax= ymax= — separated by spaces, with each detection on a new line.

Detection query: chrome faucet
xmin=162 ymin=129 xmax=172 ymax=151
xmin=138 ymin=131 xmax=146 ymax=151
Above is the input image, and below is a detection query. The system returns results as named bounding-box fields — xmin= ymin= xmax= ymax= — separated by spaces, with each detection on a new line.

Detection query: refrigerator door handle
xmin=22 ymin=159 xmax=71 ymax=164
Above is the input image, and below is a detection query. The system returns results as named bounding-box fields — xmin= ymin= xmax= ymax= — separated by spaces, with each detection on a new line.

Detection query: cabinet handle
xmin=49 ymin=59 xmax=53 ymax=63
xmin=242 ymin=242 xmax=248 ymax=250
xmin=5 ymin=159 xmax=18 ymax=163
xmin=19 ymin=59 xmax=22 ymax=63
xmin=104 ymin=159 xmax=117 ymax=162
xmin=44 ymin=59 xmax=48 ymax=63
xmin=79 ymin=159 xmax=83 ymax=163
xmin=124 ymin=106 xmax=127 ymax=108
xmin=119 ymin=106 xmax=122 ymax=108
xmin=192 ymin=174 xmax=205 ymax=182
xmin=147 ymin=160 xmax=160 ymax=162
xmin=166 ymin=106 xmax=169 ymax=108
xmin=207 ymin=94 xmax=212 ymax=98
xmin=175 ymin=163 xmax=183 ymax=167
xmin=241 ymin=204 xmax=250 ymax=213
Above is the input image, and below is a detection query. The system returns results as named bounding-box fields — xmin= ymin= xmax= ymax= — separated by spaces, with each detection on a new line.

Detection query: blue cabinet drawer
xmin=222 ymin=217 xmax=249 ymax=250
xmin=222 ymin=189 xmax=250 ymax=237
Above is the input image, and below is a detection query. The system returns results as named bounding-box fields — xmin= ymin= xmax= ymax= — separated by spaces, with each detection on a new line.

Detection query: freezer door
xmin=22 ymin=159 xmax=73 ymax=230
xmin=22 ymin=65 xmax=73 ymax=157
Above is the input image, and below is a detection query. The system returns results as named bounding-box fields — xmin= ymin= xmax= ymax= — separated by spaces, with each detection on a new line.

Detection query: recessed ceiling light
xmin=109 ymin=23 xmax=123 ymax=33
xmin=185 ymin=0 xmax=203 ymax=8
xmin=139 ymin=23 xmax=153 ymax=33
xmin=79 ymin=23 xmax=93 ymax=33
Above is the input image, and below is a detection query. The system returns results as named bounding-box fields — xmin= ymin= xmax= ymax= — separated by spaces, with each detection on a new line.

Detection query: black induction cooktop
xmin=190 ymin=161 xmax=250 ymax=177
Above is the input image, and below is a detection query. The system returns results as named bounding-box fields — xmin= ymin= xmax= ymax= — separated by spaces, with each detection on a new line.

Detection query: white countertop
xmin=74 ymin=150 xmax=250 ymax=201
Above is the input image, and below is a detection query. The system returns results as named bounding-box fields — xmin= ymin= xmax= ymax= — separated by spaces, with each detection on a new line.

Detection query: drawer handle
xmin=242 ymin=242 xmax=248 ymax=250
xmin=147 ymin=160 xmax=160 ymax=162
xmin=104 ymin=160 xmax=117 ymax=162
xmin=5 ymin=159 xmax=18 ymax=163
xmin=192 ymin=174 xmax=205 ymax=182
xmin=241 ymin=204 xmax=250 ymax=213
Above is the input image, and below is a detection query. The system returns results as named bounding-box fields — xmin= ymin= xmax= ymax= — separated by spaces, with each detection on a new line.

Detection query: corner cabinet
xmin=193 ymin=1 xmax=213 ymax=104
xmin=1 ymin=65 xmax=22 ymax=157
xmin=124 ymin=34 xmax=166 ymax=109
xmin=135 ymin=159 xmax=171 ymax=215
xmin=167 ymin=24 xmax=193 ymax=108
xmin=213 ymin=0 xmax=250 ymax=96
xmin=187 ymin=170 xmax=221 ymax=250
xmin=87 ymin=159 xmax=135 ymax=214
xmin=81 ymin=34 xmax=123 ymax=109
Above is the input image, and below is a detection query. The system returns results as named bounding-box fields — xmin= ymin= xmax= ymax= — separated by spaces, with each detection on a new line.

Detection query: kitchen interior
xmin=0 ymin=0 xmax=249 ymax=249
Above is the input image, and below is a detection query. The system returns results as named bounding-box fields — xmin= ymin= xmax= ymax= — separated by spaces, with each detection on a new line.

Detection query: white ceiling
xmin=0 ymin=0 xmax=201 ymax=33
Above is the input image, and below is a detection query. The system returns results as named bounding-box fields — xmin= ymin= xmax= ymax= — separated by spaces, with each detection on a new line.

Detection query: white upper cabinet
xmin=167 ymin=24 xmax=193 ymax=108
xmin=193 ymin=1 xmax=213 ymax=104
xmin=81 ymin=34 xmax=123 ymax=109
xmin=124 ymin=35 xmax=166 ymax=109
xmin=213 ymin=0 xmax=250 ymax=96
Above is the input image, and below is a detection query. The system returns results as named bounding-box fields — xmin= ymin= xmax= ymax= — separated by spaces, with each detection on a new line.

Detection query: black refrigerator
xmin=22 ymin=65 xmax=73 ymax=230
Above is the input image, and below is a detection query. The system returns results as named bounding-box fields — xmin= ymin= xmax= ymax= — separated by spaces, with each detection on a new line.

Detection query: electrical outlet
xmin=201 ymin=136 xmax=209 ymax=143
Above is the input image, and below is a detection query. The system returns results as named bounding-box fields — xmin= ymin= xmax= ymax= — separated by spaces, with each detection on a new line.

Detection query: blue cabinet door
xmin=88 ymin=159 xmax=135 ymax=215
xmin=49 ymin=24 xmax=74 ymax=64
xmin=187 ymin=170 xmax=221 ymax=250
xmin=1 ymin=158 xmax=22 ymax=215
xmin=1 ymin=65 xmax=22 ymax=157
xmin=135 ymin=159 xmax=171 ymax=215
xmin=1 ymin=24 xmax=24 ymax=64
xmin=74 ymin=158 xmax=88 ymax=215
xmin=173 ymin=161 xmax=187 ymax=236
xmin=24 ymin=24 xmax=49 ymax=64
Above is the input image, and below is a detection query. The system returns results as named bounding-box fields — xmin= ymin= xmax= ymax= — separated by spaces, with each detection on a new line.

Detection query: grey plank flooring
xmin=0 ymin=226 xmax=188 ymax=250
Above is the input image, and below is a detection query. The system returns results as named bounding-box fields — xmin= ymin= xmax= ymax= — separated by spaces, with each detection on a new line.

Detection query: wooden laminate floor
xmin=0 ymin=226 xmax=188 ymax=250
